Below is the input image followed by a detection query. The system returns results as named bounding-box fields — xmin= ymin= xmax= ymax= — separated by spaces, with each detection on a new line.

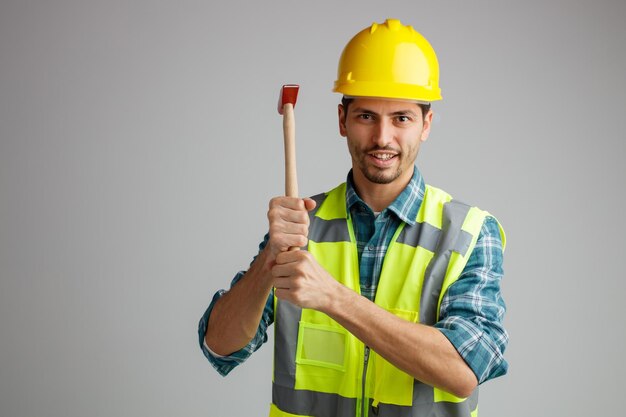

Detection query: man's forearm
xmin=205 ymin=248 xmax=274 ymax=356
xmin=325 ymin=284 xmax=478 ymax=398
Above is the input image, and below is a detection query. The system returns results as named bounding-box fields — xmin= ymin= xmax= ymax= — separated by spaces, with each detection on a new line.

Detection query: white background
xmin=1 ymin=1 xmax=625 ymax=416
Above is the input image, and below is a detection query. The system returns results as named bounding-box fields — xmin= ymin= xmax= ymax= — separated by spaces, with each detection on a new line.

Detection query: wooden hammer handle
xmin=283 ymin=103 xmax=298 ymax=198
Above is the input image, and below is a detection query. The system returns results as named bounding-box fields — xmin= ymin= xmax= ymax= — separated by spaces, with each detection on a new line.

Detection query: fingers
xmin=269 ymin=196 xmax=309 ymax=211
xmin=271 ymin=250 xmax=302 ymax=278
xmin=271 ymin=251 xmax=333 ymax=312
xmin=268 ymin=225 xmax=308 ymax=250
xmin=272 ymin=258 xmax=297 ymax=300
xmin=272 ymin=253 xmax=303 ymax=302
xmin=275 ymin=249 xmax=305 ymax=265
xmin=303 ymin=197 xmax=317 ymax=212
xmin=267 ymin=197 xmax=312 ymax=254
xmin=269 ymin=197 xmax=316 ymax=215
xmin=273 ymin=277 xmax=292 ymax=290
xmin=268 ymin=197 xmax=310 ymax=225
xmin=274 ymin=287 xmax=293 ymax=303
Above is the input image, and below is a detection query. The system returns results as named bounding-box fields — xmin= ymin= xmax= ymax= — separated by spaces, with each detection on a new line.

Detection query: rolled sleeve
xmin=435 ymin=216 xmax=509 ymax=384
xmin=197 ymin=235 xmax=274 ymax=376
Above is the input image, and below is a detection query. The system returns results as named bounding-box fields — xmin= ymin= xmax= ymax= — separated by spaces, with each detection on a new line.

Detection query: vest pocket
xmin=296 ymin=321 xmax=347 ymax=372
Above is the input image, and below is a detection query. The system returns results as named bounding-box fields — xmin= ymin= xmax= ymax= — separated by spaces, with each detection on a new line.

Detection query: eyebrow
xmin=351 ymin=107 xmax=419 ymax=117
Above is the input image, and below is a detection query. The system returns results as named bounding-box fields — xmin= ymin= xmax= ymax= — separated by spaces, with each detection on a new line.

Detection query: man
xmin=199 ymin=18 xmax=508 ymax=417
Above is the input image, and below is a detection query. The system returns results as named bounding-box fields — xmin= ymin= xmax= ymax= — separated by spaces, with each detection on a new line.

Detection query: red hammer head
xmin=277 ymin=84 xmax=300 ymax=115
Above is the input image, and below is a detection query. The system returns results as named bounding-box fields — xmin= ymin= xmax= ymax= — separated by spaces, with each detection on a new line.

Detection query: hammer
xmin=277 ymin=85 xmax=300 ymax=197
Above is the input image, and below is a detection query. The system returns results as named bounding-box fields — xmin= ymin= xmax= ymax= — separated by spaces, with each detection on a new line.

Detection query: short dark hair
xmin=341 ymin=96 xmax=431 ymax=120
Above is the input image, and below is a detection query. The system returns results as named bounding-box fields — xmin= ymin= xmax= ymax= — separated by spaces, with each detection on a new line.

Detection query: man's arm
xmin=272 ymin=217 xmax=506 ymax=398
xmin=205 ymin=248 xmax=275 ymax=356
xmin=197 ymin=263 xmax=273 ymax=376
xmin=434 ymin=216 xmax=508 ymax=383
xmin=273 ymin=250 xmax=476 ymax=398
xmin=204 ymin=197 xmax=316 ymax=356
xmin=333 ymin=287 xmax=478 ymax=398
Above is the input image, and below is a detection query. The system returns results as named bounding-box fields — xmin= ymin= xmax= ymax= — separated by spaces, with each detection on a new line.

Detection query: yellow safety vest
xmin=270 ymin=183 xmax=506 ymax=417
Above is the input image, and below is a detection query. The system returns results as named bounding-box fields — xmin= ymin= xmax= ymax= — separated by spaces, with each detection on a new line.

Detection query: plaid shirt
xmin=198 ymin=167 xmax=508 ymax=384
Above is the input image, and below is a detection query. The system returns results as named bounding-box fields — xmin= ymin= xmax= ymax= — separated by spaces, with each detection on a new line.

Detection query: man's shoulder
xmin=424 ymin=183 xmax=504 ymax=238
xmin=423 ymin=183 xmax=454 ymax=203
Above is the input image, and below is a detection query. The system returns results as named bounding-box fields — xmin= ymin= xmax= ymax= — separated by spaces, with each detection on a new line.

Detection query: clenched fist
xmin=265 ymin=196 xmax=316 ymax=266
xmin=272 ymin=249 xmax=342 ymax=312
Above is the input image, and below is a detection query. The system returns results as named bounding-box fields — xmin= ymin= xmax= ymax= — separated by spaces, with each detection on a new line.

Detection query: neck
xmin=352 ymin=167 xmax=414 ymax=212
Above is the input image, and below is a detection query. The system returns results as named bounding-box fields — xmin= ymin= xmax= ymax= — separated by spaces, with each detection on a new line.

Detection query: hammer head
xmin=277 ymin=84 xmax=300 ymax=115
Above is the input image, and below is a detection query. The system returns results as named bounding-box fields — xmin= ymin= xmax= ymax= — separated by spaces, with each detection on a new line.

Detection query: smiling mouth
xmin=369 ymin=152 xmax=398 ymax=161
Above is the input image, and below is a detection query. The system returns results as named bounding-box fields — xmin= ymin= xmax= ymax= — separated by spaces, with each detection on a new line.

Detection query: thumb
xmin=303 ymin=197 xmax=317 ymax=212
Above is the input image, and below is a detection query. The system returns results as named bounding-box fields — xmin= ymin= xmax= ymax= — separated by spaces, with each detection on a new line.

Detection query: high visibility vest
xmin=270 ymin=183 xmax=506 ymax=417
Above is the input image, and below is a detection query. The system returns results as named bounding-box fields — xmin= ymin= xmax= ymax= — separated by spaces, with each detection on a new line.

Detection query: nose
xmin=372 ymin=119 xmax=393 ymax=148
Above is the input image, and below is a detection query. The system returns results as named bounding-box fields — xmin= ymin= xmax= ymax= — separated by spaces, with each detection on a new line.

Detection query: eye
xmin=395 ymin=115 xmax=411 ymax=123
xmin=358 ymin=113 xmax=373 ymax=120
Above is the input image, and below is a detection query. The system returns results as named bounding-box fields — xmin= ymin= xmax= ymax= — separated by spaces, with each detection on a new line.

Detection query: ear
xmin=420 ymin=109 xmax=434 ymax=143
xmin=338 ymin=104 xmax=347 ymax=137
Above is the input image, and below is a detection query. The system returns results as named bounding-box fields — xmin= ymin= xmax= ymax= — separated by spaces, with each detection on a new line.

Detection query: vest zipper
xmin=361 ymin=346 xmax=370 ymax=417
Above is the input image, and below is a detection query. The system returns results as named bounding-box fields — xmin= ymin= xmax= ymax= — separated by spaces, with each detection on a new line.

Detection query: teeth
xmin=373 ymin=153 xmax=394 ymax=160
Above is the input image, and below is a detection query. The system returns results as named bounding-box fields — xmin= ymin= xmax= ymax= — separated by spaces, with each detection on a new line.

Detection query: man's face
xmin=338 ymin=97 xmax=433 ymax=187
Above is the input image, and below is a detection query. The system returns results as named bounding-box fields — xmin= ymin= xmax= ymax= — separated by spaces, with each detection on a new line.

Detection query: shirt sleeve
xmin=197 ymin=234 xmax=275 ymax=376
xmin=434 ymin=216 xmax=509 ymax=384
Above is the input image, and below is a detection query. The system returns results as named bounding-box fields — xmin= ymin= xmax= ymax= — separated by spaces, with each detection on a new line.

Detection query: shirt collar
xmin=345 ymin=166 xmax=425 ymax=226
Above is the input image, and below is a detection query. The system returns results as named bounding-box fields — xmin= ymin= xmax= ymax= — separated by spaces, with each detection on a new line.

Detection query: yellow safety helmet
xmin=333 ymin=18 xmax=442 ymax=102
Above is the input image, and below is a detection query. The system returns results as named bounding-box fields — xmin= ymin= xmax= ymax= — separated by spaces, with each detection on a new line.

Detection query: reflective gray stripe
xmin=397 ymin=220 xmax=472 ymax=255
xmin=454 ymin=230 xmax=472 ymax=257
xmin=308 ymin=218 xmax=351 ymax=243
xmin=304 ymin=193 xmax=330 ymax=251
xmin=370 ymin=381 xmax=478 ymax=417
xmin=420 ymin=200 xmax=472 ymax=325
xmin=305 ymin=192 xmax=351 ymax=244
xmin=432 ymin=400 xmax=476 ymax=417
xmin=370 ymin=400 xmax=411 ymax=417
xmin=273 ymin=382 xmax=477 ymax=417
xmin=273 ymin=383 xmax=356 ymax=417
xmin=274 ymin=299 xmax=302 ymax=388
xmin=396 ymin=221 xmax=441 ymax=252
xmin=428 ymin=387 xmax=479 ymax=417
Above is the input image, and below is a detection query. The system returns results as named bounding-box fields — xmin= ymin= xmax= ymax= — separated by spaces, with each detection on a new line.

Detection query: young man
xmin=199 ymin=18 xmax=508 ymax=417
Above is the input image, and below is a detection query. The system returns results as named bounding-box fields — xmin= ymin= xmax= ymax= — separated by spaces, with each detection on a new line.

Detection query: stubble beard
xmin=354 ymin=145 xmax=417 ymax=185
xmin=360 ymin=160 xmax=403 ymax=184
